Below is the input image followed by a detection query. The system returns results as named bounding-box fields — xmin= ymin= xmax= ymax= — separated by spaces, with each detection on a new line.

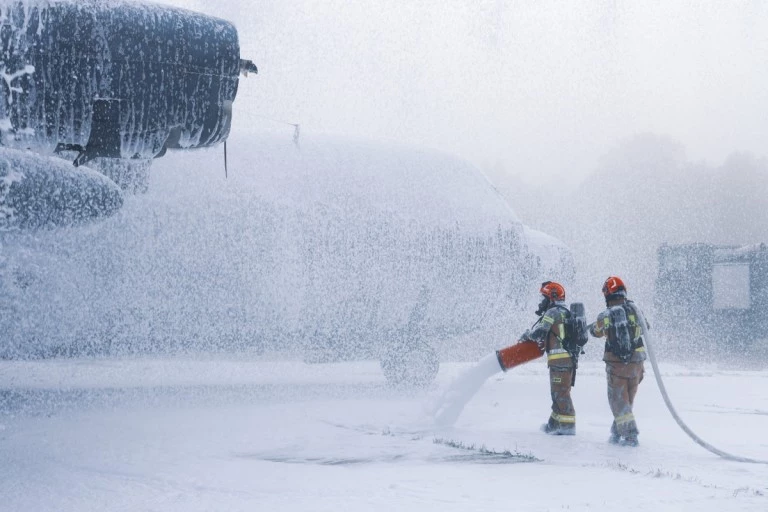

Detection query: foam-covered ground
xmin=1 ymin=357 xmax=767 ymax=511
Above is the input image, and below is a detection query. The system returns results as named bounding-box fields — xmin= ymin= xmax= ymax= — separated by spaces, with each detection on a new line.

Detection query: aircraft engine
xmin=0 ymin=0 xmax=252 ymax=164
xmin=0 ymin=147 xmax=122 ymax=230
xmin=0 ymin=0 xmax=255 ymax=226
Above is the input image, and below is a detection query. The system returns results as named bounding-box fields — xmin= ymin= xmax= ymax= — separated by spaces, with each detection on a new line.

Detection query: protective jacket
xmin=529 ymin=302 xmax=574 ymax=368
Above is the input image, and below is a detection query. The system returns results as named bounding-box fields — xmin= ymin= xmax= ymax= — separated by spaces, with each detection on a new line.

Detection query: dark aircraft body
xmin=0 ymin=0 xmax=255 ymax=228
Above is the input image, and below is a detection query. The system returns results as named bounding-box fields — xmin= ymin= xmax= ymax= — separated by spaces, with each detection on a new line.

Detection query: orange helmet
xmin=540 ymin=281 xmax=565 ymax=302
xmin=602 ymin=276 xmax=626 ymax=298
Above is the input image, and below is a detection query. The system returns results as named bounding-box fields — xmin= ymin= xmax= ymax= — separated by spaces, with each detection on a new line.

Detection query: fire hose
xmin=637 ymin=309 xmax=768 ymax=465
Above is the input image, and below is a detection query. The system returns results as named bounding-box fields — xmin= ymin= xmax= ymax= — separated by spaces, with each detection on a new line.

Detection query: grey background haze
xmin=168 ymin=0 xmax=767 ymax=189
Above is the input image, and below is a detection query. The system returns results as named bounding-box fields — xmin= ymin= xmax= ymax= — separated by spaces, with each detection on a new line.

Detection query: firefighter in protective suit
xmin=589 ymin=276 xmax=648 ymax=447
xmin=521 ymin=281 xmax=577 ymax=435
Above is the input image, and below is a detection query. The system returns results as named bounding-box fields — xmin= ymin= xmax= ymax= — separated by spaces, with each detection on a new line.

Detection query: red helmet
xmin=540 ymin=281 xmax=565 ymax=302
xmin=602 ymin=276 xmax=626 ymax=297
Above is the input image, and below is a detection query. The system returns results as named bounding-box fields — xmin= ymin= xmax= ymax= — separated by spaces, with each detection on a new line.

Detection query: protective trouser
xmin=544 ymin=365 xmax=575 ymax=434
xmin=606 ymin=361 xmax=644 ymax=438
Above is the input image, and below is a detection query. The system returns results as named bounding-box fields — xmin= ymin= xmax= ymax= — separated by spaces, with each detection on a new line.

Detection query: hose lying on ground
xmin=638 ymin=309 xmax=768 ymax=465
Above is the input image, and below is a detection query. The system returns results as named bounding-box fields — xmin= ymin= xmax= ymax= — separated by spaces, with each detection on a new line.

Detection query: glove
xmin=519 ymin=329 xmax=544 ymax=350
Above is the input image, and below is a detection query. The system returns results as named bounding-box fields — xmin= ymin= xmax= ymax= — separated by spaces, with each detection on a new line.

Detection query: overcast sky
xmin=167 ymin=0 xmax=768 ymax=186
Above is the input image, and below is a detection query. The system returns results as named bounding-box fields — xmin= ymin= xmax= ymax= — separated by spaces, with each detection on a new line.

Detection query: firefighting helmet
xmin=602 ymin=276 xmax=627 ymax=300
xmin=540 ymin=281 xmax=565 ymax=302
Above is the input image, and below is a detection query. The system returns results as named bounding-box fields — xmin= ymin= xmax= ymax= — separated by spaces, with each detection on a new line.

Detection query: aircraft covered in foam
xmin=1 ymin=130 xmax=574 ymax=385
xmin=0 ymin=0 xmax=257 ymax=229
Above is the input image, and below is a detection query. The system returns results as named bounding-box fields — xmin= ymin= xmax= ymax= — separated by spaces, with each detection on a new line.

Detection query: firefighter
xmin=520 ymin=281 xmax=577 ymax=435
xmin=589 ymin=276 xmax=648 ymax=447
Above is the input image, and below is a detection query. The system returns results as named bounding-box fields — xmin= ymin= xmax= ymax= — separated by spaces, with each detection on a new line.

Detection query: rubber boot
xmin=608 ymin=421 xmax=620 ymax=444
xmin=541 ymin=417 xmax=575 ymax=436
xmin=620 ymin=434 xmax=639 ymax=447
